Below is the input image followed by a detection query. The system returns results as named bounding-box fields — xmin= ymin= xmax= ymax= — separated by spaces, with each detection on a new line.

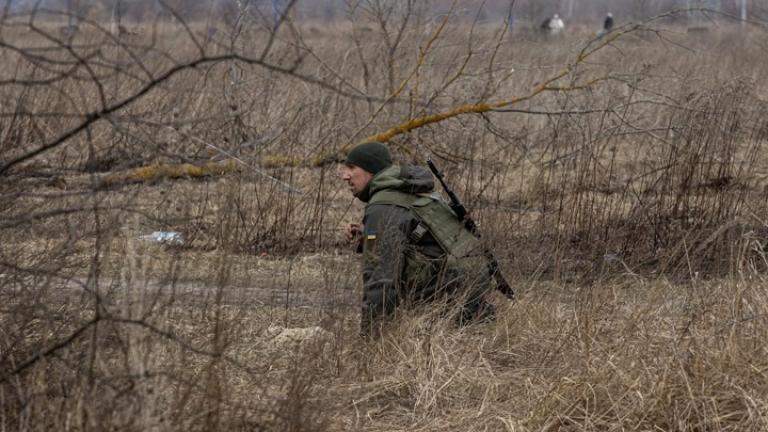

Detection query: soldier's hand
xmin=345 ymin=223 xmax=363 ymax=242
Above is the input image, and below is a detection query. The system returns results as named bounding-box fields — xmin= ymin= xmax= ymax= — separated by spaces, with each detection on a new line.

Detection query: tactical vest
xmin=368 ymin=190 xmax=490 ymax=291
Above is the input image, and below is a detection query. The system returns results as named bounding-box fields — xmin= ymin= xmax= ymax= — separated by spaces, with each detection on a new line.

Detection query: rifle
xmin=427 ymin=159 xmax=515 ymax=300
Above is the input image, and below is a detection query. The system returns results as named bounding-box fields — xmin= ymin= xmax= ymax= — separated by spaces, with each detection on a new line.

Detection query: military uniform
xmin=354 ymin=164 xmax=494 ymax=336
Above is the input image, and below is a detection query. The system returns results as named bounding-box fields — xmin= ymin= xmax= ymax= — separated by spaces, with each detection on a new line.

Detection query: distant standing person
xmin=541 ymin=13 xmax=565 ymax=35
xmin=340 ymin=142 xmax=496 ymax=337
xmin=598 ymin=12 xmax=614 ymax=37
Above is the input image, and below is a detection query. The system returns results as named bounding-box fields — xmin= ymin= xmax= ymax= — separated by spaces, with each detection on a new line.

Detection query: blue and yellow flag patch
xmin=364 ymin=228 xmax=377 ymax=253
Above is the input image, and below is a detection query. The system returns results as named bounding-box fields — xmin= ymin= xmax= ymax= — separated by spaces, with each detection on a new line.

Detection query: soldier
xmin=603 ymin=12 xmax=614 ymax=33
xmin=340 ymin=141 xmax=495 ymax=337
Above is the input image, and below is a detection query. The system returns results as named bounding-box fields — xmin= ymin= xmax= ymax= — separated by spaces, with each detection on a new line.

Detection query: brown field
xmin=2 ymin=7 xmax=768 ymax=432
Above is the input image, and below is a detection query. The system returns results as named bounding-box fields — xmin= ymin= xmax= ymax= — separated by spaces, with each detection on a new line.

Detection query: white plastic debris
xmin=139 ymin=231 xmax=183 ymax=245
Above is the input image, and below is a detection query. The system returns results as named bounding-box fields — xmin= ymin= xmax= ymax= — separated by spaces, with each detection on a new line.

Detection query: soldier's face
xmin=340 ymin=163 xmax=373 ymax=197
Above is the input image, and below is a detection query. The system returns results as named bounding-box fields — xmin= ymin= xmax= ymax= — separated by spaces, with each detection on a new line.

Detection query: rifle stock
xmin=427 ymin=159 xmax=514 ymax=300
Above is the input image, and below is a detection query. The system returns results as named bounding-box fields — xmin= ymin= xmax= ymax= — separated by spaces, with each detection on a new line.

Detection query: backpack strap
xmin=367 ymin=190 xmax=418 ymax=208
xmin=368 ymin=190 xmax=440 ymax=248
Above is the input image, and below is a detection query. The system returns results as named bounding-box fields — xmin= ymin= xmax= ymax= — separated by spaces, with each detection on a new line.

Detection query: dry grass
xmin=5 ymin=256 xmax=767 ymax=431
xmin=2 ymin=8 xmax=768 ymax=432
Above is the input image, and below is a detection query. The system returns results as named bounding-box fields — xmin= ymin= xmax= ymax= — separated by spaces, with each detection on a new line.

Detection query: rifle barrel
xmin=426 ymin=159 xmax=514 ymax=300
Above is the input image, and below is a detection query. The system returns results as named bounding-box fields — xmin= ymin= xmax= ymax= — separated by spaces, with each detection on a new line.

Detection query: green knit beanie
xmin=345 ymin=141 xmax=392 ymax=174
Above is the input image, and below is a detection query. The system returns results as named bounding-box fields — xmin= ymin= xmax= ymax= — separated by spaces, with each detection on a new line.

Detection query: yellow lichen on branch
xmin=357 ymin=79 xmax=561 ymax=145
xmin=95 ymin=153 xmax=334 ymax=188
xmin=98 ymin=159 xmax=240 ymax=188
xmin=353 ymin=23 xmax=635 ymax=148
xmin=374 ymin=73 xmax=612 ymax=146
